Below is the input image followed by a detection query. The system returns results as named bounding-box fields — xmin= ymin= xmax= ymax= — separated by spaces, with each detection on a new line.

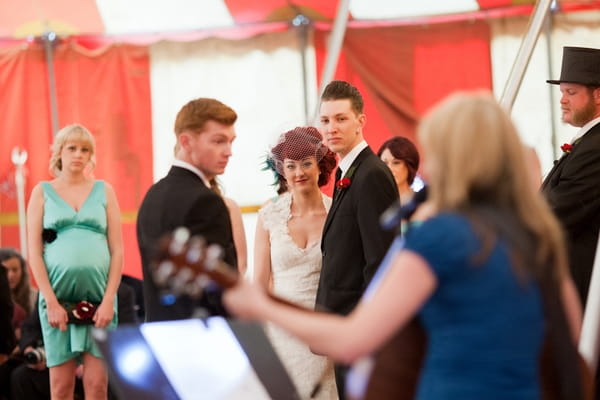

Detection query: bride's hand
xmin=223 ymin=280 xmax=268 ymax=320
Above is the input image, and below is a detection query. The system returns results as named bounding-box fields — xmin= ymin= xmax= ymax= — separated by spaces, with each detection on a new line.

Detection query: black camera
xmin=24 ymin=347 xmax=46 ymax=365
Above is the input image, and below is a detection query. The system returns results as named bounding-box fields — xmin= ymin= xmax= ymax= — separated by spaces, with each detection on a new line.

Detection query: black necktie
xmin=335 ymin=168 xmax=342 ymax=185
xmin=333 ymin=168 xmax=342 ymax=201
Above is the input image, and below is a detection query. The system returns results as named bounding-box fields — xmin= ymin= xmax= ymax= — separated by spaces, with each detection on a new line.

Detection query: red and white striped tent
xmin=1 ymin=0 xmax=599 ymax=277
xmin=1 ymin=0 xmax=599 ymax=39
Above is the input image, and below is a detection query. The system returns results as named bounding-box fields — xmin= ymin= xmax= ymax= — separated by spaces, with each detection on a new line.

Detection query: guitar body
xmin=363 ymin=318 xmax=426 ymax=400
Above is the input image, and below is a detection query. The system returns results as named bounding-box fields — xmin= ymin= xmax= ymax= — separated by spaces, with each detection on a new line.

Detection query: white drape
xmin=150 ymin=29 xmax=317 ymax=204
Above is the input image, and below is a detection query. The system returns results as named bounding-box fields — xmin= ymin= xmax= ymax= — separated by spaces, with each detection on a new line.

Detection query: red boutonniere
xmin=336 ymin=166 xmax=357 ymax=191
xmin=337 ymin=177 xmax=351 ymax=189
xmin=73 ymin=301 xmax=97 ymax=321
xmin=560 ymin=143 xmax=572 ymax=154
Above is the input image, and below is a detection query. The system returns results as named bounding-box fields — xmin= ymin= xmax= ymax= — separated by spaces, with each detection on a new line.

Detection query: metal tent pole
xmin=42 ymin=31 xmax=60 ymax=136
xmin=499 ymin=0 xmax=553 ymax=112
xmin=311 ymin=0 xmax=351 ymax=123
xmin=292 ymin=14 xmax=312 ymax=125
xmin=15 ymin=31 xmax=60 ymax=257
xmin=544 ymin=14 xmax=559 ymax=160
xmin=11 ymin=149 xmax=28 ymax=257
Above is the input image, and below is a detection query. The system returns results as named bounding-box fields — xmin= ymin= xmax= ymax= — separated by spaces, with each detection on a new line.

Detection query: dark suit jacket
xmin=137 ymin=166 xmax=237 ymax=322
xmin=117 ymin=281 xmax=138 ymax=325
xmin=542 ymin=122 xmax=600 ymax=305
xmin=316 ymin=147 xmax=398 ymax=315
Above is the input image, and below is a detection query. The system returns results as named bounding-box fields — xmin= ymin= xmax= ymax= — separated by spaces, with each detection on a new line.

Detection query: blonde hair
xmin=418 ymin=91 xmax=568 ymax=279
xmin=49 ymin=124 xmax=96 ymax=176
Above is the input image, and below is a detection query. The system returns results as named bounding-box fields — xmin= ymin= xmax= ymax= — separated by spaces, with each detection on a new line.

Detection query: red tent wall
xmin=0 ymin=41 xmax=152 ymax=279
xmin=315 ymin=20 xmax=492 ymax=160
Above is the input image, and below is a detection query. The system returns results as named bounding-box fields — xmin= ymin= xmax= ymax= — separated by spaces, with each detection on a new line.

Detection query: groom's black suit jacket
xmin=137 ymin=166 xmax=237 ymax=322
xmin=316 ymin=147 xmax=398 ymax=316
xmin=542 ymin=122 xmax=600 ymax=305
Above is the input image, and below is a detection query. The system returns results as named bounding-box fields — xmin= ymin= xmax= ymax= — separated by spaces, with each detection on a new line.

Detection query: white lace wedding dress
xmin=259 ymin=192 xmax=338 ymax=399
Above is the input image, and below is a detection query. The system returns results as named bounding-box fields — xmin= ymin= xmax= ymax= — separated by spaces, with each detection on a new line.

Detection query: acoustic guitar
xmin=153 ymin=227 xmax=593 ymax=400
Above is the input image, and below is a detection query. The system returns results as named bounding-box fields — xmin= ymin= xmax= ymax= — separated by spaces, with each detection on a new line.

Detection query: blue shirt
xmin=404 ymin=213 xmax=544 ymax=400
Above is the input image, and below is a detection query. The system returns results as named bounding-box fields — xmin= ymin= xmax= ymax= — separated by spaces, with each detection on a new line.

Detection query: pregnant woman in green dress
xmin=27 ymin=124 xmax=123 ymax=400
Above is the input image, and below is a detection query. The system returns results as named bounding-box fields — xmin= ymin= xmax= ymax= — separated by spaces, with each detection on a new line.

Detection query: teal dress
xmin=39 ymin=180 xmax=117 ymax=367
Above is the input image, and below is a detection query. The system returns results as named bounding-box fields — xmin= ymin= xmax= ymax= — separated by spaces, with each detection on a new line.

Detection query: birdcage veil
xmin=268 ymin=126 xmax=328 ymax=175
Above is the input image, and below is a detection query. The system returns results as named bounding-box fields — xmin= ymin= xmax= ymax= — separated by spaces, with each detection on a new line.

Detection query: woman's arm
xmin=224 ymin=197 xmax=248 ymax=277
xmin=94 ymin=182 xmax=123 ymax=328
xmin=26 ymin=184 xmax=68 ymax=331
xmin=226 ymin=249 xmax=436 ymax=364
xmin=253 ymin=213 xmax=272 ymax=289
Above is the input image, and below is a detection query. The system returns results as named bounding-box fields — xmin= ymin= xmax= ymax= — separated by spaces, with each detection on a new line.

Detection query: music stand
xmin=93 ymin=317 xmax=300 ymax=400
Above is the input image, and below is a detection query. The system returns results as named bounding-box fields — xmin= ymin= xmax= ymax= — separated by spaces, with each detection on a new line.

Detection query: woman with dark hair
xmin=255 ymin=126 xmax=338 ymax=399
xmin=377 ymin=136 xmax=420 ymax=205
xmin=0 ymin=247 xmax=38 ymax=317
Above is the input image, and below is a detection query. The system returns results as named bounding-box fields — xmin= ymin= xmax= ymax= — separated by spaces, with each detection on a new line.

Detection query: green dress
xmin=39 ymin=180 xmax=117 ymax=367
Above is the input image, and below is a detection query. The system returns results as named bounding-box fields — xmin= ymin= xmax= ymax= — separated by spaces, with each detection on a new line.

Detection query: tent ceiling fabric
xmin=1 ymin=0 xmax=599 ymax=39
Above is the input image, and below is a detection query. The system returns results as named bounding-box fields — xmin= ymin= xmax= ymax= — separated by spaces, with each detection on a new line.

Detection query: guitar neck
xmin=211 ymin=260 xmax=307 ymax=311
xmin=156 ymin=232 xmax=311 ymax=313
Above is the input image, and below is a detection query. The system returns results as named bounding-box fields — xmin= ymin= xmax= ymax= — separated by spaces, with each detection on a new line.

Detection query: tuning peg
xmin=181 ymin=272 xmax=212 ymax=298
xmin=205 ymin=244 xmax=223 ymax=270
xmin=169 ymin=227 xmax=191 ymax=255
xmin=154 ymin=260 xmax=175 ymax=286
xmin=184 ymin=277 xmax=205 ymax=298
xmin=170 ymin=266 xmax=193 ymax=294
xmin=186 ymin=236 xmax=206 ymax=264
xmin=194 ymin=274 xmax=211 ymax=289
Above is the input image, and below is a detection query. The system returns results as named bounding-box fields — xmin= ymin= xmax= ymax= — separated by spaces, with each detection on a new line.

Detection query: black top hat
xmin=547 ymin=46 xmax=600 ymax=86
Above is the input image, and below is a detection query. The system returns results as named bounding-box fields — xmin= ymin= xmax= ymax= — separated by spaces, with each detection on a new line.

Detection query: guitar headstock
xmin=153 ymin=227 xmax=239 ymax=299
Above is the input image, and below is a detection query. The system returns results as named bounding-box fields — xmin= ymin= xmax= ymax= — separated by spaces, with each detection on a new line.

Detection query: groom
xmin=315 ymin=80 xmax=398 ymax=397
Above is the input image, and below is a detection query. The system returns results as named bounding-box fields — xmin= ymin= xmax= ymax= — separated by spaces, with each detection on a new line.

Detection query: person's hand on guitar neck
xmin=222 ymin=278 xmax=271 ymax=321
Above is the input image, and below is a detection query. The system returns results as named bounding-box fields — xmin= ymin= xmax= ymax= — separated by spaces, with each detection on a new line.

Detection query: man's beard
xmin=569 ymin=95 xmax=596 ymax=127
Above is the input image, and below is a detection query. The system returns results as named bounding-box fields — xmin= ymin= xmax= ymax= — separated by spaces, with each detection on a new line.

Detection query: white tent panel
xmin=349 ymin=0 xmax=479 ymax=20
xmin=150 ymin=29 xmax=316 ymax=206
xmin=96 ymin=0 xmax=236 ymax=35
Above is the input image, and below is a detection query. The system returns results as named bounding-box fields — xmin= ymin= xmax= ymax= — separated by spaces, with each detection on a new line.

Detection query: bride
xmin=254 ymin=126 xmax=338 ymax=399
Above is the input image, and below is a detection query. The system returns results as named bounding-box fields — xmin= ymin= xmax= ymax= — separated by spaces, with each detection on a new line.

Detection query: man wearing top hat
xmin=542 ymin=46 xmax=600 ymax=307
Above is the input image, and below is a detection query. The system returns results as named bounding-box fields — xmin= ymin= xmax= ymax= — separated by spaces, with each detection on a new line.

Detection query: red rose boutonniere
xmin=560 ymin=143 xmax=572 ymax=155
xmin=336 ymin=166 xmax=357 ymax=192
xmin=337 ymin=177 xmax=351 ymax=189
